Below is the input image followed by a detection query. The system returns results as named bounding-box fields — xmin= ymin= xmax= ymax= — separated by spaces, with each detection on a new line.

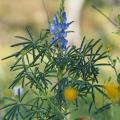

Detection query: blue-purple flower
xmin=50 ymin=12 xmax=71 ymax=50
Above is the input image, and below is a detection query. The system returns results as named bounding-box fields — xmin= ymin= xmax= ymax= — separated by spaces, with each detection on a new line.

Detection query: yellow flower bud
xmin=64 ymin=87 xmax=77 ymax=102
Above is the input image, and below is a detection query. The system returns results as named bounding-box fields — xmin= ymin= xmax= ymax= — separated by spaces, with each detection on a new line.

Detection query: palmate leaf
xmin=24 ymin=99 xmax=47 ymax=120
xmin=2 ymin=29 xmax=50 ymax=89
xmin=1 ymin=91 xmax=29 ymax=120
xmin=63 ymin=38 xmax=108 ymax=82
xmin=23 ymin=66 xmax=52 ymax=90
xmin=2 ymin=27 xmax=49 ymax=63
xmin=24 ymin=90 xmax=52 ymax=120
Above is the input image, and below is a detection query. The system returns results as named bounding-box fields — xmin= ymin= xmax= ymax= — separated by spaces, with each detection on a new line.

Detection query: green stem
xmin=60 ymin=0 xmax=64 ymax=10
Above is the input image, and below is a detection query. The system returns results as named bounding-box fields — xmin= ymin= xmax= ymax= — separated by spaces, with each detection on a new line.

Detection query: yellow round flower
xmin=64 ymin=87 xmax=77 ymax=102
xmin=104 ymin=83 xmax=120 ymax=102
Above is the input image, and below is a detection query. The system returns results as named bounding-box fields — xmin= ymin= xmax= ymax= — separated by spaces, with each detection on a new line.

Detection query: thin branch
xmin=92 ymin=5 xmax=119 ymax=28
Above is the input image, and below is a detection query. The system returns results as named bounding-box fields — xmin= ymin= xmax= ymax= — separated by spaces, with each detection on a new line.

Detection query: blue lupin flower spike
xmin=50 ymin=11 xmax=72 ymax=50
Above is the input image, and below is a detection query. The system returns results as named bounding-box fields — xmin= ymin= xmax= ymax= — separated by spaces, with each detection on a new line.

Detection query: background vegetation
xmin=0 ymin=0 xmax=120 ymax=119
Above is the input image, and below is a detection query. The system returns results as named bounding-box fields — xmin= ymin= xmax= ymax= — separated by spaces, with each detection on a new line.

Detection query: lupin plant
xmin=0 ymin=0 xmax=115 ymax=120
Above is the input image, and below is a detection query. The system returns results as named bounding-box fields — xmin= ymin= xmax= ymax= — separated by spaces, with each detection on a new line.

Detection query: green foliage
xmin=0 ymin=1 xmax=114 ymax=119
xmin=0 ymin=27 xmax=111 ymax=119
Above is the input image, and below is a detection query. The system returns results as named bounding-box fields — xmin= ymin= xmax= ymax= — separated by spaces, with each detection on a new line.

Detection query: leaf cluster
xmin=1 ymin=27 xmax=111 ymax=119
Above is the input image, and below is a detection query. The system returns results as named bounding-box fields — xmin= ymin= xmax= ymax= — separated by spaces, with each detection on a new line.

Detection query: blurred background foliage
xmin=1 ymin=0 xmax=120 ymax=119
